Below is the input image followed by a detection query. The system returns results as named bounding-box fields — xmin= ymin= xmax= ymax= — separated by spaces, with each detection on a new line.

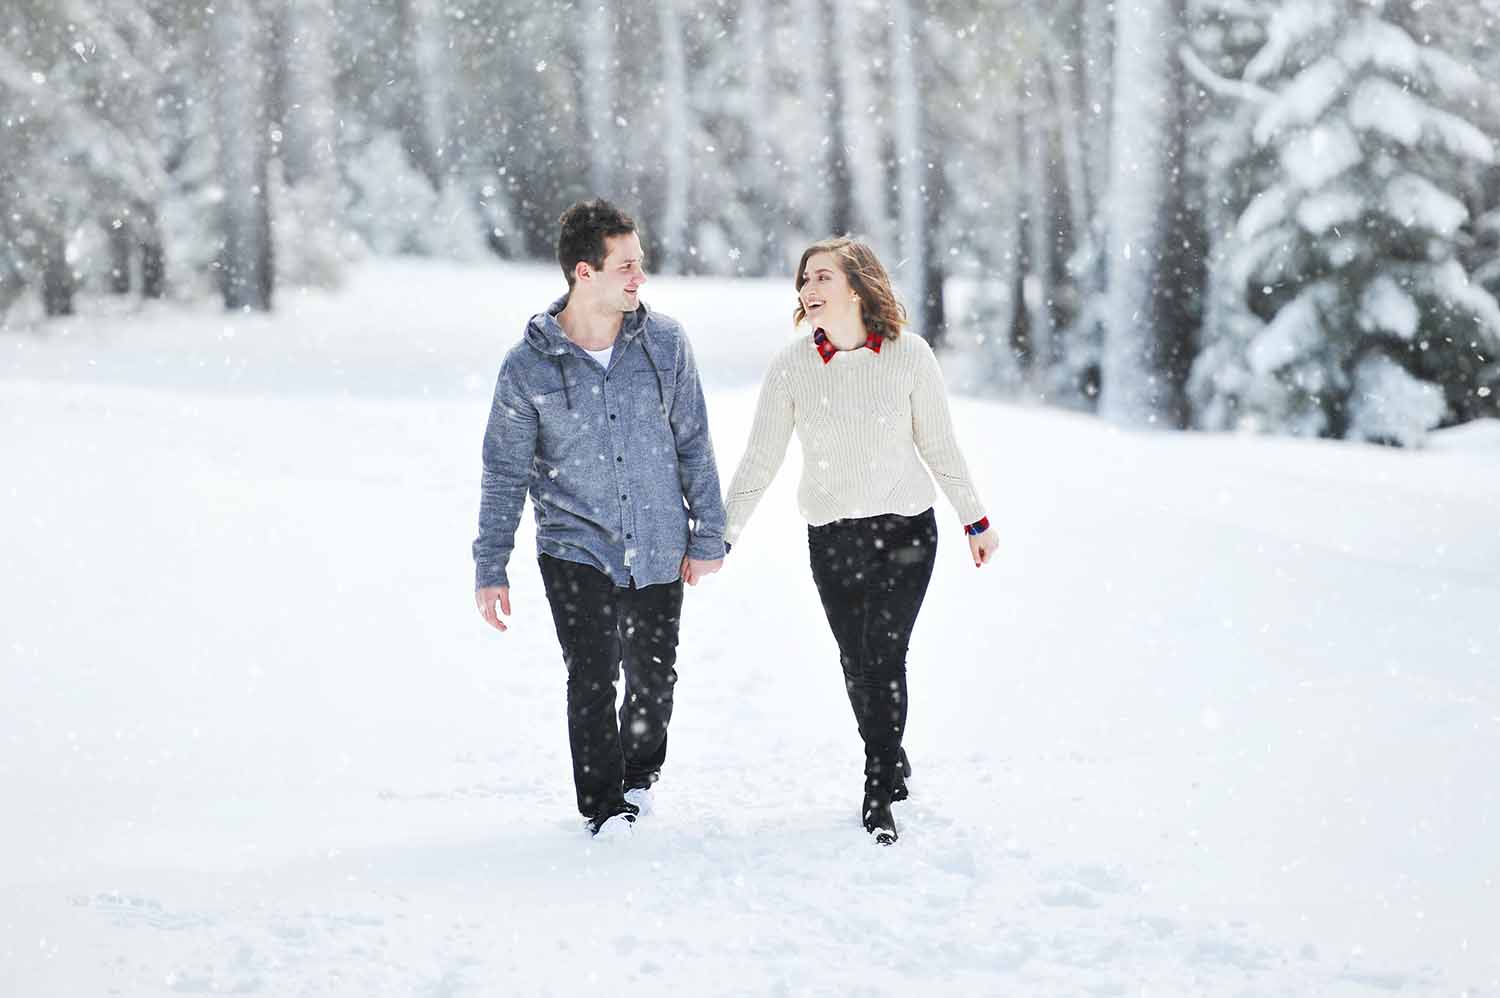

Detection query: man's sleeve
xmin=667 ymin=330 xmax=728 ymax=561
xmin=473 ymin=359 xmax=538 ymax=589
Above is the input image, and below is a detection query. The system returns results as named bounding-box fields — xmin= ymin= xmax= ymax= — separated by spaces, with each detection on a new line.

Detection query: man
xmin=473 ymin=199 xmax=726 ymax=836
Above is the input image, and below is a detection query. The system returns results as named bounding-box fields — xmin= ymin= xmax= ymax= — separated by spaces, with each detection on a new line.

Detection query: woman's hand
xmin=968 ymin=529 xmax=998 ymax=568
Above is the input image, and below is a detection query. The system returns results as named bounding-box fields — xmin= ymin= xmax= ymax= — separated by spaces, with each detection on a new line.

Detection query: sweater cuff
xmin=964 ymin=516 xmax=990 ymax=537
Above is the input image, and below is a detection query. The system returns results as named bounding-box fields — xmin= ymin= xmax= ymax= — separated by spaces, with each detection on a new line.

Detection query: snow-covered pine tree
xmin=1188 ymin=0 xmax=1500 ymax=444
xmin=0 ymin=0 xmax=169 ymax=316
xmin=1185 ymin=0 xmax=1272 ymax=428
xmin=1406 ymin=0 xmax=1500 ymax=339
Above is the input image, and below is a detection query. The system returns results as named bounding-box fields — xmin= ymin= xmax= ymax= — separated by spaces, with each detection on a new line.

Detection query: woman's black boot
xmin=862 ymin=794 xmax=898 ymax=845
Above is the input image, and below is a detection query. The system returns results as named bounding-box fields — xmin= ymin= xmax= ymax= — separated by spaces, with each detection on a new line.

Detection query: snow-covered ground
xmin=3 ymin=260 xmax=1498 ymax=997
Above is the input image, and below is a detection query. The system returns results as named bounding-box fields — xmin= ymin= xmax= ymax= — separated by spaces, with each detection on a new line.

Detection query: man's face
xmin=590 ymin=232 xmax=647 ymax=312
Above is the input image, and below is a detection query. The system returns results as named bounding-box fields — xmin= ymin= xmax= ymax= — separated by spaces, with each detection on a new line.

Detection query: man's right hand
xmin=476 ymin=586 xmax=511 ymax=632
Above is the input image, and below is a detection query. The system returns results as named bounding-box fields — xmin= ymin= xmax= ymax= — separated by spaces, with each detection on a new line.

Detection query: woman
xmin=724 ymin=237 xmax=998 ymax=845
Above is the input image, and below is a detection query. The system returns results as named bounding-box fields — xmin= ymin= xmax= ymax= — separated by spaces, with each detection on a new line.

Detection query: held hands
xmin=968 ymin=529 xmax=998 ymax=568
xmin=475 ymin=557 xmax=721 ymax=629
xmin=476 ymin=585 xmax=511 ymax=632
xmin=680 ymin=556 xmax=724 ymax=586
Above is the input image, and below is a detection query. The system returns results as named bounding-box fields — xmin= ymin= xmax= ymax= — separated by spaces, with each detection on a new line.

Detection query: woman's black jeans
xmin=807 ymin=508 xmax=938 ymax=802
xmin=538 ymin=554 xmax=684 ymax=821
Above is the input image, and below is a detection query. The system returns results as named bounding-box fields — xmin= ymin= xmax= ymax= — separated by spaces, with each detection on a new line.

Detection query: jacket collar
xmin=526 ymin=293 xmax=648 ymax=357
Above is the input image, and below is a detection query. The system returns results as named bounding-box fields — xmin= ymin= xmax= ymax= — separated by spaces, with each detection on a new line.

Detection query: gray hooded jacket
xmin=473 ymin=295 xmax=727 ymax=589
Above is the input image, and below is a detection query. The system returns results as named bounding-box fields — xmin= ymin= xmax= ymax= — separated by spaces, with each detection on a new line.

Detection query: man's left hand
xmin=680 ymin=556 xmax=724 ymax=586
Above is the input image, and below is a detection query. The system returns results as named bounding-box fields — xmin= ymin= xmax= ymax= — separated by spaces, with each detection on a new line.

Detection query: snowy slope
xmin=2 ymin=260 xmax=1498 ymax=997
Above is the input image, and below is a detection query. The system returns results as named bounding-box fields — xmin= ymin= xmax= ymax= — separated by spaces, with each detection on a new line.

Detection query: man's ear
xmin=573 ymin=260 xmax=592 ymax=285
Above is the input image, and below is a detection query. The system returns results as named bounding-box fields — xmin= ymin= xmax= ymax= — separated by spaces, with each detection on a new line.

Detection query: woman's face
xmin=799 ymin=252 xmax=859 ymax=329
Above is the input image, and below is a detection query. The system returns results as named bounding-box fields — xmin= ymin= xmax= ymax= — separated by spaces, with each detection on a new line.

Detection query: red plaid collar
xmin=812 ymin=327 xmax=884 ymax=364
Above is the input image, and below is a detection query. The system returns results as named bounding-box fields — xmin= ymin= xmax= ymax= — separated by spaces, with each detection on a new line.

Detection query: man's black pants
xmin=538 ymin=553 xmax=684 ymax=820
xmin=807 ymin=508 xmax=938 ymax=801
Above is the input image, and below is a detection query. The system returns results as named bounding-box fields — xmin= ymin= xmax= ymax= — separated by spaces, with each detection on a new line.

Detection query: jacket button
xmin=621 ymin=495 xmax=628 ymax=501
xmin=609 ymin=414 xmax=616 ymax=420
xmin=626 ymin=533 xmax=633 ymax=540
xmin=616 ymin=456 xmax=623 ymax=462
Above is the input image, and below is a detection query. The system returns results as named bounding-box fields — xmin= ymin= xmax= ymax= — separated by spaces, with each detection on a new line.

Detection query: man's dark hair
xmin=557 ymin=199 xmax=637 ymax=287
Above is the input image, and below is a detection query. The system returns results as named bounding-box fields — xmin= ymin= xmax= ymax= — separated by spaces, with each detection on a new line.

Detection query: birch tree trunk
xmin=1099 ymin=0 xmax=1187 ymax=426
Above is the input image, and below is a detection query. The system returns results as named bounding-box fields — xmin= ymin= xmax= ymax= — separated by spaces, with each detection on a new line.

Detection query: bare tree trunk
xmin=1047 ymin=52 xmax=1093 ymax=253
xmin=0 ymin=216 xmax=24 ymax=318
xmin=41 ymin=224 xmax=75 ymax=317
xmin=1082 ymin=0 xmax=1114 ymax=215
xmin=281 ymin=0 xmax=338 ymax=191
xmin=820 ymin=0 xmax=854 ymax=237
xmin=216 ymin=0 xmax=274 ymax=311
xmin=918 ymin=23 xmax=949 ymax=347
xmin=578 ymin=4 xmax=615 ymax=197
xmin=1100 ymin=0 xmax=1187 ymax=426
xmin=1022 ymin=95 xmax=1055 ymax=377
xmin=109 ymin=220 xmax=133 ymax=294
xmin=397 ymin=0 xmax=450 ymax=189
xmin=1079 ymin=0 xmax=1114 ymax=388
xmin=987 ymin=97 xmax=1027 ymax=383
xmin=792 ymin=0 xmax=831 ymax=237
xmin=921 ymin=159 xmax=947 ymax=347
xmin=741 ymin=0 xmax=779 ymax=272
xmin=656 ymin=0 xmax=689 ymax=272
xmin=829 ymin=0 xmax=884 ymax=245
xmin=890 ymin=0 xmax=926 ymax=329
xmin=141 ymin=205 xmax=165 ymax=299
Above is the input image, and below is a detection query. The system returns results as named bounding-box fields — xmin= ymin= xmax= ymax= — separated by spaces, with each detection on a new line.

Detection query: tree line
xmin=3 ymin=0 xmax=1498 ymax=443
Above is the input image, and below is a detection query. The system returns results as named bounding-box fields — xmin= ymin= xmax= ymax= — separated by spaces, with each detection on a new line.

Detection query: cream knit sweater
xmin=724 ymin=331 xmax=986 ymax=543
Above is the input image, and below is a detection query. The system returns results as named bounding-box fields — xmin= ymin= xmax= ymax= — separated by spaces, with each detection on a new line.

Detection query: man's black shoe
xmin=585 ymin=800 xmax=640 ymax=836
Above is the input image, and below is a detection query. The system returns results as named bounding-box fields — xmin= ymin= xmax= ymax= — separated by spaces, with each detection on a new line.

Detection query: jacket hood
xmin=523 ymin=293 xmax=651 ymax=356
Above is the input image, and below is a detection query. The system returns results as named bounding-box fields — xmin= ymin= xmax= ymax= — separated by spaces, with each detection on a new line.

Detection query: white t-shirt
xmin=583 ymin=345 xmax=613 ymax=369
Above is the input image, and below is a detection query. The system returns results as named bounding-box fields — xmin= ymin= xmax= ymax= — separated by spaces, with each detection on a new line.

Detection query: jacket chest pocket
xmin=534 ymin=388 xmax=599 ymax=448
xmin=605 ymin=366 xmax=669 ymax=422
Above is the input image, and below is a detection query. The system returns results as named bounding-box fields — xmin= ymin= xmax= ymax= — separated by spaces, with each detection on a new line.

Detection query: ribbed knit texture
xmin=725 ymin=331 xmax=986 ymax=543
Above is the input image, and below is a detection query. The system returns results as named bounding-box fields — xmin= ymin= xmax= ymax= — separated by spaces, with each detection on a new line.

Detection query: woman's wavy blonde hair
xmin=792 ymin=237 xmax=908 ymax=341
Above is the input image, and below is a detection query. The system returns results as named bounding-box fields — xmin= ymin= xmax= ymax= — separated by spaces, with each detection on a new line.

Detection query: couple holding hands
xmin=473 ymin=199 xmax=997 ymax=844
